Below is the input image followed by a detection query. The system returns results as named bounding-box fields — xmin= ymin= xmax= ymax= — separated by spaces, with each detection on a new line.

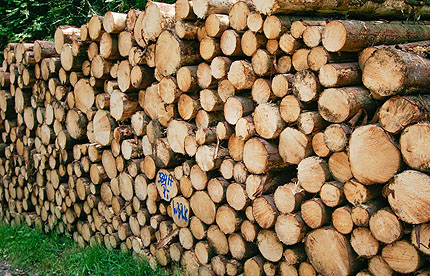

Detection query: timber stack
xmin=1 ymin=0 xmax=430 ymax=275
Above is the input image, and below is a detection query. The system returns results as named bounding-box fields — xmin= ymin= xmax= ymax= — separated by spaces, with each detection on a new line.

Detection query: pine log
xmin=318 ymin=86 xmax=376 ymax=124
xmin=175 ymin=0 xmax=197 ymax=20
xmin=323 ymin=20 xmax=430 ymax=52
xmin=400 ymin=122 xmax=430 ymax=172
xmin=301 ymin=198 xmax=330 ymax=229
xmin=93 ymin=110 xmax=116 ymax=146
xmin=381 ymin=240 xmax=423 ymax=274
xmin=257 ymin=229 xmax=283 ymax=262
xmin=308 ymin=46 xmax=357 ymax=72
xmin=386 ymin=170 xmax=430 ymax=224
xmin=349 ymin=125 xmax=401 ymax=185
xmin=227 ymin=60 xmax=256 ymax=90
xmin=224 ymin=96 xmax=254 ymax=125
xmin=305 ymin=227 xmax=361 ymax=276
xmin=292 ymin=70 xmax=321 ymax=103
xmin=278 ymin=127 xmax=312 ymax=165
xmin=369 ymin=208 xmax=403 ymax=244
xmin=363 ymin=48 xmax=430 ymax=98
xmin=192 ymin=0 xmax=239 ymax=19
xmin=328 ymin=152 xmax=353 ymax=183
xmin=155 ymin=31 xmax=201 ymax=76
xmin=103 ymin=12 xmax=127 ymax=33
xmin=274 ymin=183 xmax=306 ymax=214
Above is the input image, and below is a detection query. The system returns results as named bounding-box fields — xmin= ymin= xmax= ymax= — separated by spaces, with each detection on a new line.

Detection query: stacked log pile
xmin=1 ymin=0 xmax=430 ymax=275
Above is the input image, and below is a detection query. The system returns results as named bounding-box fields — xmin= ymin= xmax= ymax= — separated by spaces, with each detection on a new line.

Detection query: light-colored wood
xmin=349 ymin=125 xmax=401 ymax=185
xmin=305 ymin=227 xmax=360 ymax=276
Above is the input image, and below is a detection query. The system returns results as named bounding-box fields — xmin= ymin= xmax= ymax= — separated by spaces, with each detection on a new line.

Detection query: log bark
xmin=323 ymin=20 xmax=430 ymax=52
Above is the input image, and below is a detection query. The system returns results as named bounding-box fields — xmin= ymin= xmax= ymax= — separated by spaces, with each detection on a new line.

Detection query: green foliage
xmin=0 ymin=221 xmax=175 ymax=276
xmin=0 ymin=0 xmax=175 ymax=54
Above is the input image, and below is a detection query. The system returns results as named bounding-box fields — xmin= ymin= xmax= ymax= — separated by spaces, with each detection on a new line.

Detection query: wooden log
xmin=274 ymin=183 xmax=306 ymax=214
xmin=292 ymin=70 xmax=321 ymax=103
xmin=253 ymin=103 xmax=285 ymax=139
xmin=308 ymin=46 xmax=357 ymax=72
xmin=363 ymin=48 xmax=430 ymax=98
xmin=100 ymin=33 xmax=120 ymax=60
xmin=369 ymin=207 xmax=403 ymax=244
xmin=386 ymin=170 xmax=430 ymax=224
xmin=275 ymin=213 xmax=307 ymax=245
xmin=224 ymin=96 xmax=254 ymax=125
xmin=380 ymin=96 xmax=430 ymax=135
xmin=368 ymin=256 xmax=393 ymax=276
xmin=93 ymin=110 xmax=116 ymax=146
xmin=192 ymin=0 xmax=239 ymax=19
xmin=323 ymin=20 xmax=430 ymax=52
xmin=328 ymin=152 xmax=353 ymax=183
xmin=297 ymin=156 xmax=330 ymax=194
xmin=243 ymin=137 xmax=287 ymax=174
xmin=155 ymin=30 xmax=201 ymax=76
xmin=175 ymin=0 xmax=197 ymax=20
xmin=252 ymin=49 xmax=275 ymax=77
xmin=66 ymin=109 xmax=88 ymax=140
xmin=251 ymin=78 xmax=275 ymax=104
xmin=210 ymin=56 xmax=231 ymax=80
xmin=344 ymin=179 xmax=381 ymax=205
xmin=278 ymin=127 xmax=312 ymax=165
xmin=332 ymin=205 xmax=354 ymax=235
xmin=318 ymin=86 xmax=376 ymax=124
xmin=305 ymin=227 xmax=361 ymax=276
xmin=227 ymin=60 xmax=256 ymax=90
xmin=34 ymin=40 xmax=57 ymax=63
xmin=279 ymin=33 xmax=302 ymax=55
xmin=257 ymin=229 xmax=283 ymax=262
xmin=253 ymin=195 xmax=278 ymax=229
xmin=301 ymin=198 xmax=330 ymax=229
xmin=381 ymin=240 xmax=423 ymax=274
xmin=103 ymin=11 xmax=127 ymax=33
xmin=349 ymin=125 xmax=401 ymax=185
xmin=54 ymin=26 xmax=80 ymax=54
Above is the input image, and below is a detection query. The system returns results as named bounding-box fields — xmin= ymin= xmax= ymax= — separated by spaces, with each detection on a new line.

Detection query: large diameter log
xmin=305 ymin=228 xmax=361 ymax=276
xmin=318 ymin=87 xmax=376 ymax=123
xmin=253 ymin=0 xmax=430 ymax=18
xmin=386 ymin=170 xmax=430 ymax=224
xmin=349 ymin=125 xmax=401 ymax=185
xmin=93 ymin=110 xmax=117 ymax=146
xmin=155 ymin=30 xmax=201 ymax=76
xmin=363 ymin=48 xmax=430 ymax=98
xmin=380 ymin=96 xmax=430 ymax=134
xmin=243 ymin=137 xmax=287 ymax=174
xmin=322 ymin=20 xmax=430 ymax=52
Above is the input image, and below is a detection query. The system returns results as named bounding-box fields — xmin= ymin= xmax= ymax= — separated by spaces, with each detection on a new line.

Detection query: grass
xmin=0 ymin=221 xmax=175 ymax=276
